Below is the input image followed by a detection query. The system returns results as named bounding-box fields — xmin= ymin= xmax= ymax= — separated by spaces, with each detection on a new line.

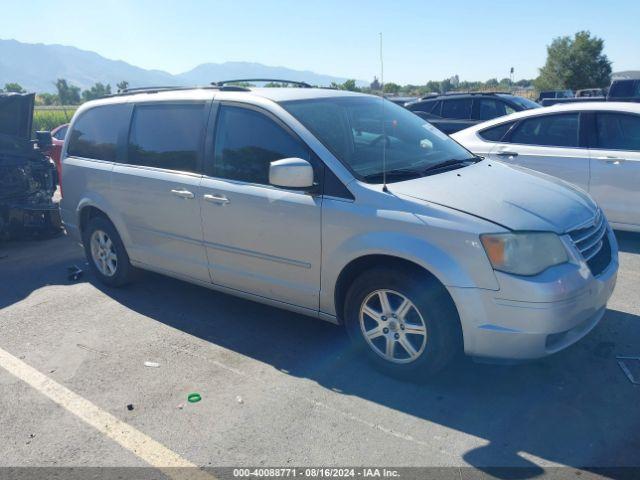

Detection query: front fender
xmin=320 ymin=228 xmax=499 ymax=317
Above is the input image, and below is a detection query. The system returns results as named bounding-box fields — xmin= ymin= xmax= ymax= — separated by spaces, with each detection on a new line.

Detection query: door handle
xmin=495 ymin=151 xmax=519 ymax=158
xmin=596 ymin=156 xmax=625 ymax=165
xmin=170 ymin=188 xmax=195 ymax=199
xmin=203 ymin=193 xmax=230 ymax=205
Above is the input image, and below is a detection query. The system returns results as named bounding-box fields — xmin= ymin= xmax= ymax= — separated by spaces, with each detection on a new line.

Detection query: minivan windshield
xmin=281 ymin=96 xmax=477 ymax=183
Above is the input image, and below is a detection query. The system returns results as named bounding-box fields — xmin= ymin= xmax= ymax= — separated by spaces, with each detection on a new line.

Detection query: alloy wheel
xmin=90 ymin=229 xmax=118 ymax=277
xmin=359 ymin=289 xmax=427 ymax=364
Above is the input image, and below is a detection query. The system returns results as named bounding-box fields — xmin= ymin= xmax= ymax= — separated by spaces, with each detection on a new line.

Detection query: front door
xmin=110 ymin=101 xmax=210 ymax=282
xmin=489 ymin=112 xmax=590 ymax=191
xmin=199 ymin=104 xmax=322 ymax=311
xmin=588 ymin=111 xmax=640 ymax=228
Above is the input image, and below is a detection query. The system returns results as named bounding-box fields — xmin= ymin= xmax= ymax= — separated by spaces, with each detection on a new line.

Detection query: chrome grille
xmin=569 ymin=210 xmax=606 ymax=261
xmin=568 ymin=210 xmax=612 ymax=276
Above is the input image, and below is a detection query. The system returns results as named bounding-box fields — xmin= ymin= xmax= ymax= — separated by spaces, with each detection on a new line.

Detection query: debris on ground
xmin=236 ymin=395 xmax=244 ymax=404
xmin=67 ymin=265 xmax=83 ymax=281
xmin=187 ymin=393 xmax=201 ymax=403
xmin=144 ymin=361 xmax=160 ymax=368
xmin=126 ymin=404 xmax=134 ymax=411
xmin=176 ymin=403 xmax=185 ymax=410
xmin=617 ymin=356 xmax=640 ymax=385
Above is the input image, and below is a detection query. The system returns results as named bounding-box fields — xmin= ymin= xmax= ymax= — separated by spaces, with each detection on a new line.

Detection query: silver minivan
xmin=60 ymin=85 xmax=618 ymax=379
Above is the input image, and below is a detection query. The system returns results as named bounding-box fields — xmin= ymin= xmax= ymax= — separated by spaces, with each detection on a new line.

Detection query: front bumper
xmin=449 ymin=229 xmax=619 ymax=360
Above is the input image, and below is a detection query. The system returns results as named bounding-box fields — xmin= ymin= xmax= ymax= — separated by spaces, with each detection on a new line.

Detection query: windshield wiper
xmin=421 ymin=157 xmax=481 ymax=175
xmin=363 ymin=168 xmax=422 ymax=183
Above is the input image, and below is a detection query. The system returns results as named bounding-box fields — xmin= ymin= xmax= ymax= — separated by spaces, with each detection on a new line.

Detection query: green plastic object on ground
xmin=187 ymin=393 xmax=201 ymax=403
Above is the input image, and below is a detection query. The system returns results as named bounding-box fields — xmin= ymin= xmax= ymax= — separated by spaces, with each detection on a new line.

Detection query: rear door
xmin=110 ymin=101 xmax=210 ymax=282
xmin=199 ymin=103 xmax=322 ymax=310
xmin=488 ymin=112 xmax=590 ymax=190
xmin=588 ymin=111 xmax=640 ymax=228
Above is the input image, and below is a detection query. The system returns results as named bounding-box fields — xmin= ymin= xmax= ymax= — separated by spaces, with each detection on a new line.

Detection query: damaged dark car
xmin=0 ymin=92 xmax=61 ymax=239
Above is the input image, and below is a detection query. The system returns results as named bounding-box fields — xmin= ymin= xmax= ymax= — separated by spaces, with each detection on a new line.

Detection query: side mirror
xmin=269 ymin=158 xmax=315 ymax=189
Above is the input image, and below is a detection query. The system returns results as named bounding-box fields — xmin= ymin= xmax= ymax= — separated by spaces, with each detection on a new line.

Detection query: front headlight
xmin=480 ymin=232 xmax=568 ymax=276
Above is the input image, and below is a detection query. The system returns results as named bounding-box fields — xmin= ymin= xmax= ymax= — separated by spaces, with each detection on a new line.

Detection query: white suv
xmin=60 ymin=84 xmax=618 ymax=379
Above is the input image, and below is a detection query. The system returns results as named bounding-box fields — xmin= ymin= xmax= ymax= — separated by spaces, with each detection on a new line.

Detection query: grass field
xmin=33 ymin=106 xmax=77 ymax=132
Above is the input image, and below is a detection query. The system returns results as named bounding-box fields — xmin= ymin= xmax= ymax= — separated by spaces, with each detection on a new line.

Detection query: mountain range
xmin=0 ymin=39 xmax=366 ymax=93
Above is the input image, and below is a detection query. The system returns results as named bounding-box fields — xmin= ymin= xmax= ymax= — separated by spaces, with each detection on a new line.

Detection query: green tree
xmin=440 ymin=78 xmax=453 ymax=93
xmin=383 ymin=82 xmax=401 ymax=94
xmin=3 ymin=82 xmax=26 ymax=93
xmin=116 ymin=80 xmax=129 ymax=92
xmin=341 ymin=79 xmax=359 ymax=92
xmin=55 ymin=79 xmax=81 ymax=105
xmin=330 ymin=79 xmax=360 ymax=92
xmin=425 ymin=81 xmax=441 ymax=94
xmin=485 ymin=78 xmax=499 ymax=88
xmin=535 ymin=31 xmax=611 ymax=91
xmin=81 ymin=83 xmax=112 ymax=102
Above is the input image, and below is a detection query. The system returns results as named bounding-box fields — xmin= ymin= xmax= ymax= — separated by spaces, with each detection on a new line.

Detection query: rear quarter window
xmin=67 ymin=104 xmax=129 ymax=161
xmin=479 ymin=122 xmax=513 ymax=142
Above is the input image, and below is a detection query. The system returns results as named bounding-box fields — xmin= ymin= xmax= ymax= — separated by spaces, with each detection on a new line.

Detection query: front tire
xmin=82 ymin=215 xmax=135 ymax=287
xmin=344 ymin=266 xmax=461 ymax=380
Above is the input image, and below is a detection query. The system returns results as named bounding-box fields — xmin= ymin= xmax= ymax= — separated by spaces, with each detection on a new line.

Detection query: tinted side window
xmin=67 ymin=105 xmax=129 ymax=161
xmin=441 ymin=99 xmax=472 ymax=119
xmin=479 ymin=122 xmax=513 ymax=142
xmin=127 ymin=103 xmax=205 ymax=173
xmin=510 ymin=114 xmax=579 ymax=147
xmin=477 ymin=99 xmax=508 ymax=120
xmin=214 ymin=106 xmax=309 ymax=185
xmin=596 ymin=113 xmax=640 ymax=150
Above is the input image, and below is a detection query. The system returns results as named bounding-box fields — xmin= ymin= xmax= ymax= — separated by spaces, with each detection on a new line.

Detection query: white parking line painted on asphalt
xmin=0 ymin=346 xmax=215 ymax=480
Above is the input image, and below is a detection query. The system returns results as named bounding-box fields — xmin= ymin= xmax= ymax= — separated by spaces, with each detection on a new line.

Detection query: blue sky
xmin=1 ymin=0 xmax=638 ymax=84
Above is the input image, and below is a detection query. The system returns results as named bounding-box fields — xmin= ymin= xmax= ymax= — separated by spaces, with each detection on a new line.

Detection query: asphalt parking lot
xmin=0 ymin=230 xmax=639 ymax=476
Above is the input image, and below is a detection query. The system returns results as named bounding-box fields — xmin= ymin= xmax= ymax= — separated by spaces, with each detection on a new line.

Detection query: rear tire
xmin=344 ymin=266 xmax=461 ymax=380
xmin=82 ymin=215 xmax=135 ymax=287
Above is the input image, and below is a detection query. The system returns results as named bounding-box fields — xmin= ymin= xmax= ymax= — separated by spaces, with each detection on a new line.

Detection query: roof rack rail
xmin=109 ymin=84 xmax=250 ymax=98
xmin=445 ymin=91 xmax=512 ymax=96
xmin=213 ymin=79 xmax=312 ymax=88
xmin=420 ymin=91 xmax=513 ymax=100
xmin=120 ymin=86 xmax=186 ymax=93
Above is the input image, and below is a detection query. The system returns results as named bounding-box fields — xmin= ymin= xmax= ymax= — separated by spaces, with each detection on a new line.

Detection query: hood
xmin=0 ymin=93 xmax=34 ymax=141
xmin=388 ymin=161 xmax=597 ymax=233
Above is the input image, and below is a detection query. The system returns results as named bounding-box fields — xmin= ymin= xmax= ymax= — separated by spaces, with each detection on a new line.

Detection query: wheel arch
xmin=75 ymin=196 xmax=132 ymax=248
xmin=333 ymin=254 xmax=460 ymax=328
xmin=78 ymin=204 xmax=109 ymax=233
